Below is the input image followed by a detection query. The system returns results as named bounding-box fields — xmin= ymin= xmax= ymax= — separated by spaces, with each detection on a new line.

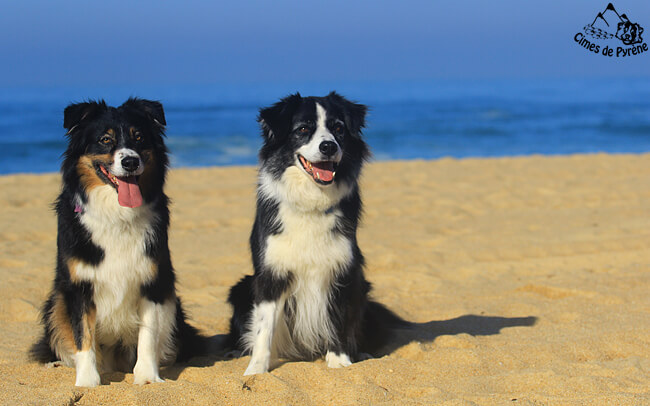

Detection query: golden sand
xmin=0 ymin=154 xmax=649 ymax=405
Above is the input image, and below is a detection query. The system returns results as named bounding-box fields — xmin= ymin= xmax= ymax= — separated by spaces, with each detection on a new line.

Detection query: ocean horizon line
xmin=1 ymin=78 xmax=649 ymax=175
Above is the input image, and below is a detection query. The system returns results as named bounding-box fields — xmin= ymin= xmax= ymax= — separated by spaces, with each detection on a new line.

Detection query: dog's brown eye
xmin=134 ymin=132 xmax=142 ymax=142
xmin=100 ymin=136 xmax=113 ymax=145
xmin=298 ymin=127 xmax=310 ymax=135
xmin=334 ymin=125 xmax=344 ymax=134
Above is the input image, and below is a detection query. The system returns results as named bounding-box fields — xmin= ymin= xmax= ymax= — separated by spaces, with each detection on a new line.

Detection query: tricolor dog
xmin=30 ymin=98 xmax=207 ymax=387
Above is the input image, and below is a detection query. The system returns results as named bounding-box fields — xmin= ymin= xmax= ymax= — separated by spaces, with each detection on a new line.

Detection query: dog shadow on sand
xmin=373 ymin=314 xmax=537 ymax=356
xmin=157 ymin=314 xmax=537 ymax=380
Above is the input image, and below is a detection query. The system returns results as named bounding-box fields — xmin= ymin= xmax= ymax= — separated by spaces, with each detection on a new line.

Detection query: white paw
xmin=133 ymin=361 xmax=164 ymax=385
xmin=243 ymin=359 xmax=268 ymax=376
xmin=75 ymin=369 xmax=101 ymax=387
xmin=326 ymin=352 xmax=352 ymax=368
xmin=46 ymin=360 xmax=65 ymax=368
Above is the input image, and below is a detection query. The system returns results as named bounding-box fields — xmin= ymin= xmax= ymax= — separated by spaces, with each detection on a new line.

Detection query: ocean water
xmin=1 ymin=78 xmax=649 ymax=175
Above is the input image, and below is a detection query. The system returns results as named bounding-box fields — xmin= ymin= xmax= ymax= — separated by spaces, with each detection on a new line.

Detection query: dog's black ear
xmin=121 ymin=98 xmax=166 ymax=127
xmin=258 ymin=93 xmax=302 ymax=141
xmin=63 ymin=101 xmax=107 ymax=134
xmin=327 ymin=91 xmax=367 ymax=137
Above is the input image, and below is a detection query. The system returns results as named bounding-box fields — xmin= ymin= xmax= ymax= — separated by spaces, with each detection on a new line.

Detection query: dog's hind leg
xmin=133 ymin=297 xmax=176 ymax=385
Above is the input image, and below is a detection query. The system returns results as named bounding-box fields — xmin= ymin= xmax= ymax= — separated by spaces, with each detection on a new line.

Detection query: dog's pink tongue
xmin=312 ymin=162 xmax=335 ymax=182
xmin=116 ymin=176 xmax=143 ymax=208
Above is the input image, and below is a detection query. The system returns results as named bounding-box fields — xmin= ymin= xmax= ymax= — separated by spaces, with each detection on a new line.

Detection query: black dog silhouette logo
xmin=575 ymin=3 xmax=647 ymax=57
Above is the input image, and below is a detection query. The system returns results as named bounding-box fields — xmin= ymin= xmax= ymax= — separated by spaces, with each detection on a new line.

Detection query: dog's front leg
xmin=325 ymin=332 xmax=353 ymax=368
xmin=244 ymin=300 xmax=280 ymax=375
xmin=133 ymin=298 xmax=175 ymax=384
xmin=73 ymin=303 xmax=101 ymax=387
xmin=326 ymin=275 xmax=361 ymax=369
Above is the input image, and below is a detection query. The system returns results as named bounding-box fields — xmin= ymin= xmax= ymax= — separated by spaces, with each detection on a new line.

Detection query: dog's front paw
xmin=243 ymin=359 xmax=269 ymax=376
xmin=326 ymin=352 xmax=352 ymax=368
xmin=75 ymin=369 xmax=101 ymax=387
xmin=133 ymin=361 xmax=164 ymax=385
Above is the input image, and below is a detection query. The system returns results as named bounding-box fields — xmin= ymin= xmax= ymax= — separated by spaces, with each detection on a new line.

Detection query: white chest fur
xmin=258 ymin=167 xmax=354 ymax=356
xmin=263 ymin=202 xmax=352 ymax=277
xmin=74 ymin=185 xmax=158 ymax=346
xmin=260 ymin=166 xmax=354 ymax=283
xmin=259 ymin=166 xmax=354 ymax=277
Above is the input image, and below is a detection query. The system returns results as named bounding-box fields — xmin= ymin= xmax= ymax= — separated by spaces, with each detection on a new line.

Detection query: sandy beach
xmin=0 ymin=154 xmax=649 ymax=405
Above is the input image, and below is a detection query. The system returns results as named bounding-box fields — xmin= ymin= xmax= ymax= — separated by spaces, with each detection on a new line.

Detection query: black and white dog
xmin=227 ymin=92 xmax=404 ymax=375
xmin=30 ymin=98 xmax=207 ymax=387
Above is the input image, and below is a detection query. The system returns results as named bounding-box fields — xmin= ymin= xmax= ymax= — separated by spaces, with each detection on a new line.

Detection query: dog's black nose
xmin=319 ymin=141 xmax=338 ymax=157
xmin=121 ymin=156 xmax=140 ymax=172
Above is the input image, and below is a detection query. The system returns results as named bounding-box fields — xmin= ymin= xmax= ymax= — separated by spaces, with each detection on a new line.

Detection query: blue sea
xmin=1 ymin=78 xmax=649 ymax=175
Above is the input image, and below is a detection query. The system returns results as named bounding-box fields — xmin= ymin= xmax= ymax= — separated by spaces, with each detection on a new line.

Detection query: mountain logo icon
xmin=583 ymin=3 xmax=643 ymax=45
xmin=574 ymin=3 xmax=647 ymax=57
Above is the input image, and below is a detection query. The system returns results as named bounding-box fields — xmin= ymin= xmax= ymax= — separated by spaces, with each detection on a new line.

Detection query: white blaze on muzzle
xmin=295 ymin=103 xmax=342 ymax=184
xmin=110 ymin=148 xmax=144 ymax=177
xmin=103 ymin=148 xmax=144 ymax=208
xmin=296 ymin=103 xmax=342 ymax=164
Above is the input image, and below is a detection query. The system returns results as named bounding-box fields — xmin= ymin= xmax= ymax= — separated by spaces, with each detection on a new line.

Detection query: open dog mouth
xmin=96 ymin=163 xmax=143 ymax=208
xmin=298 ymin=155 xmax=337 ymax=185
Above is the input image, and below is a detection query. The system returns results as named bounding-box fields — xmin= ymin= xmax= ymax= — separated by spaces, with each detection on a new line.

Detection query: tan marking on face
xmin=106 ymin=128 xmax=115 ymax=136
xmin=49 ymin=293 xmax=76 ymax=356
xmin=77 ymin=154 xmax=112 ymax=191
xmin=129 ymin=127 xmax=143 ymax=144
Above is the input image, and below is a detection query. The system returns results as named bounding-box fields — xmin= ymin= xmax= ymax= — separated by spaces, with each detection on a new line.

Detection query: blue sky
xmin=2 ymin=0 xmax=649 ymax=86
